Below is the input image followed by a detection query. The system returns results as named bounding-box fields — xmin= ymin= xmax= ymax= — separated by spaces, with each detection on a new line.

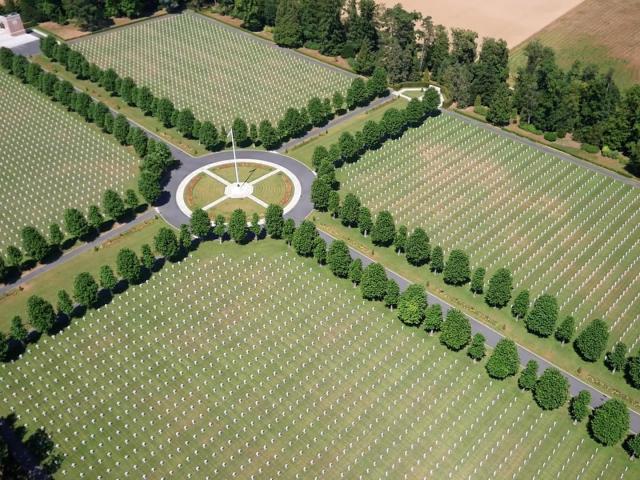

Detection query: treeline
xmin=0 ymin=0 xmax=183 ymax=30
xmin=40 ymin=36 xmax=389 ymax=152
xmin=510 ymin=42 xmax=640 ymax=173
xmin=0 ymin=46 xmax=174 ymax=284
xmin=304 ymin=97 xmax=640 ymax=394
xmin=3 ymin=200 xmax=639 ymax=455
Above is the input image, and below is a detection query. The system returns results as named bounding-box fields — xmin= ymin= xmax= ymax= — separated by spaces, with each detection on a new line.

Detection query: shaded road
xmin=317 ymin=229 xmax=640 ymax=433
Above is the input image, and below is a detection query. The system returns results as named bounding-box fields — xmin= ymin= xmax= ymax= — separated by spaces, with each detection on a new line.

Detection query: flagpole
xmin=229 ymin=128 xmax=239 ymax=185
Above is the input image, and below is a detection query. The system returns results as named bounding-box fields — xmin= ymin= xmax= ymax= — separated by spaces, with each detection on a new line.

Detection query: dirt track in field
xmin=379 ymin=0 xmax=584 ymax=47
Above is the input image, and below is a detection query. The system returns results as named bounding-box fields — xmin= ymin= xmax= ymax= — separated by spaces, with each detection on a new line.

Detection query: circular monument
xmin=177 ymin=158 xmax=302 ymax=221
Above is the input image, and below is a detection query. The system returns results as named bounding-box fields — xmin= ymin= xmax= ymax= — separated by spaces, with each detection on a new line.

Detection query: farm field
xmin=510 ymin=0 xmax=640 ymax=89
xmin=338 ymin=113 xmax=640 ymax=350
xmin=1 ymin=240 xmax=637 ymax=479
xmin=379 ymin=0 xmax=583 ymax=47
xmin=70 ymin=11 xmax=353 ymax=127
xmin=0 ymin=68 xmax=139 ymax=252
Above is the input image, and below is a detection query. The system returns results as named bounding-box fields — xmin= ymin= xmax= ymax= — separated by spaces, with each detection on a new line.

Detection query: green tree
xmin=484 ymin=267 xmax=513 ymax=308
xmin=327 ymin=240 xmax=352 ymax=278
xmin=63 ymin=208 xmax=90 ymax=239
xmin=229 ymin=209 xmax=249 ymax=244
xmin=283 ymin=218 xmax=296 ymax=245
xmin=569 ymin=390 xmax=591 ymax=423
xmin=258 ymin=120 xmax=280 ymax=150
xmin=10 ymin=316 xmax=28 ymax=343
xmin=384 ymin=279 xmax=400 ymax=309
xmin=179 ymin=224 xmax=192 ymax=251
xmin=102 ymin=189 xmax=126 ymax=221
xmin=328 ymin=191 xmax=340 ymax=218
xmin=199 ymin=121 xmax=219 ymax=151
xmin=154 ymin=227 xmax=179 ymax=260
xmin=360 ymin=263 xmax=387 ymax=300
xmin=124 ymin=190 xmax=139 ymax=211
xmin=366 ymin=67 xmax=388 ymax=99
xmin=440 ymin=308 xmax=472 ymax=351
xmin=485 ymin=338 xmax=519 ymax=379
xmin=214 ymin=215 xmax=226 ymax=243
xmin=341 ymin=193 xmax=361 ymax=227
xmin=232 ymin=118 xmax=250 ymax=147
xmin=381 ymin=108 xmax=406 ymax=139
xmin=332 ymin=91 xmax=345 ymax=113
xmin=140 ymin=244 xmax=155 ymax=271
xmin=87 ymin=205 xmax=104 ymax=231
xmin=117 ymin=248 xmax=142 ymax=284
xmin=21 ymin=226 xmax=50 ymax=262
xmin=574 ymin=319 xmax=609 ymax=362
xmin=138 ymin=171 xmax=162 ymax=205
xmin=393 ymin=225 xmax=407 ymax=254
xmin=292 ymin=220 xmax=317 ymax=256
xmin=430 ymin=246 xmax=444 ymax=273
xmin=176 ymin=109 xmax=195 ymax=137
xmin=348 ymin=258 xmax=363 ymax=285
xmin=48 ymin=223 xmax=64 ymax=249
xmin=113 ymin=114 xmax=130 ymax=144
xmin=589 ymin=399 xmax=629 ymax=446
xmin=346 ymin=77 xmax=368 ymax=109
xmin=470 ymin=267 xmax=485 ymax=295
xmin=418 ymin=304 xmax=441 ymax=335
xmin=362 ymin=120 xmax=383 ymax=150
xmin=357 ymin=207 xmax=373 ymax=236
xmin=56 ymin=289 xmax=74 ymax=316
xmin=605 ymin=342 xmax=628 ymax=373
xmin=511 ymin=290 xmax=530 ymax=319
xmin=518 ymin=360 xmax=538 ymax=391
xmin=5 ymin=245 xmax=23 ymax=269
xmin=190 ymin=208 xmax=211 ymax=239
xmin=533 ymin=368 xmax=569 ymax=410
xmin=371 ymin=211 xmax=396 ymax=247
xmin=311 ymin=178 xmax=332 ymax=211
xmin=0 ymin=332 xmax=7 ymax=361
xmin=443 ymin=249 xmax=470 ymax=285
xmin=468 ymin=333 xmax=486 ymax=361
xmin=486 ymin=83 xmax=512 ymax=126
xmin=265 ymin=204 xmax=284 ymax=239
xmin=273 ymin=0 xmax=303 ymax=48
xmin=73 ymin=272 xmax=99 ymax=308
xmin=405 ymin=228 xmax=430 ymax=266
xmin=627 ymin=356 xmax=640 ymax=389
xmin=99 ymin=265 xmax=117 ymax=291
xmin=313 ymin=237 xmax=327 ymax=265
xmin=27 ymin=295 xmax=55 ymax=334
xmin=312 ymin=146 xmax=330 ymax=171
xmin=525 ymin=294 xmax=559 ymax=337
xmin=398 ymin=284 xmax=428 ymax=326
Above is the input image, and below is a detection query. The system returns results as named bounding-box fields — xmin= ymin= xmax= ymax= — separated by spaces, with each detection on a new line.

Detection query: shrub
xmin=543 ymin=132 xmax=557 ymax=142
xmin=581 ymin=143 xmax=599 ymax=154
xmin=569 ymin=390 xmax=591 ymax=423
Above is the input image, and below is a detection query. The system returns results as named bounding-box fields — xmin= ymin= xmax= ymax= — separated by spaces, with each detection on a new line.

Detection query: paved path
xmin=318 ymin=229 xmax=640 ymax=433
xmin=0 ymin=210 xmax=155 ymax=297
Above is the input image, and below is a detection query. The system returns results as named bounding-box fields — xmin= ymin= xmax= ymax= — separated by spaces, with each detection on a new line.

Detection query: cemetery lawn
xmin=0 ymin=68 xmax=140 ymax=252
xmin=69 ymin=11 xmax=353 ymax=127
xmin=1 ymin=238 xmax=637 ymax=478
xmin=337 ymin=114 xmax=640 ymax=354
xmin=31 ymin=55 xmax=208 ymax=157
xmin=312 ymin=211 xmax=640 ymax=411
xmin=0 ymin=217 xmax=165 ymax=333
xmin=287 ymin=97 xmax=408 ymax=169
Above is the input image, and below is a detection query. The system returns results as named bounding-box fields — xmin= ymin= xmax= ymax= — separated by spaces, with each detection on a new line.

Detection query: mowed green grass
xmin=71 ymin=11 xmax=353 ymax=127
xmin=0 ymin=69 xmax=139 ymax=252
xmin=338 ymin=114 xmax=640 ymax=349
xmin=0 ymin=240 xmax=637 ymax=478
xmin=509 ymin=0 xmax=640 ymax=89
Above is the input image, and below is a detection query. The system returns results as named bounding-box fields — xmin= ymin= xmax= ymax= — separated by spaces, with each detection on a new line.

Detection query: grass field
xmin=71 ymin=11 xmax=353 ymax=127
xmin=183 ymin=163 xmax=293 ymax=219
xmin=0 ymin=69 xmax=139 ymax=252
xmin=0 ymin=239 xmax=636 ymax=478
xmin=510 ymin=0 xmax=640 ymax=89
xmin=337 ymin=114 xmax=640 ymax=350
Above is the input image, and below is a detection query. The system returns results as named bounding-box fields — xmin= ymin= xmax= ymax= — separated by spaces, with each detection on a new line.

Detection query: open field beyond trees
xmin=1 ymin=240 xmax=637 ymax=478
xmin=379 ymin=0 xmax=583 ymax=47
xmin=338 ymin=114 xmax=640 ymax=350
xmin=510 ymin=0 xmax=640 ymax=90
xmin=70 ymin=11 xmax=353 ymax=127
xmin=0 ymin=68 xmax=139 ymax=251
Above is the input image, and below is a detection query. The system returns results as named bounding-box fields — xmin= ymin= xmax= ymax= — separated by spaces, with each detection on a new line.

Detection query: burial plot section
xmin=0 ymin=69 xmax=138 ymax=251
xmin=0 ymin=243 xmax=636 ymax=478
xmin=339 ymin=114 xmax=640 ymax=348
xmin=71 ymin=11 xmax=353 ymax=127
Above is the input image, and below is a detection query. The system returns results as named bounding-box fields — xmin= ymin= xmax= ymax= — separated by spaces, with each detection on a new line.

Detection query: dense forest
xmin=2 ymin=0 xmax=638 ymax=173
